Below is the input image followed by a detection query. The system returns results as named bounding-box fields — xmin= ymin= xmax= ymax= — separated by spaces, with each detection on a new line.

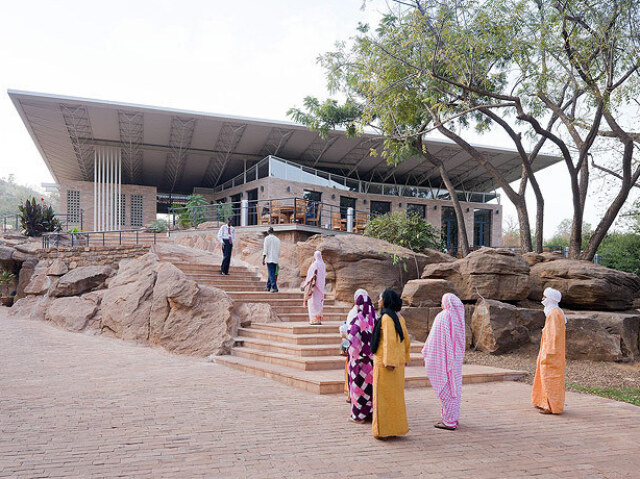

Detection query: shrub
xmin=364 ymin=210 xmax=441 ymax=253
xmin=216 ymin=202 xmax=234 ymax=223
xmin=596 ymin=233 xmax=640 ymax=276
xmin=148 ymin=219 xmax=168 ymax=233
xmin=17 ymin=197 xmax=61 ymax=236
xmin=177 ymin=194 xmax=209 ymax=228
xmin=0 ymin=269 xmax=15 ymax=297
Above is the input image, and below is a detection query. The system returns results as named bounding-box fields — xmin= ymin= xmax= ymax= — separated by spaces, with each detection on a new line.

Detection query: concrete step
xmin=269 ymin=305 xmax=351 ymax=314
xmin=213 ymin=356 xmax=528 ymax=395
xmin=231 ymin=347 xmax=425 ymax=371
xmin=233 ymin=298 xmax=338 ymax=307
xmin=275 ymin=313 xmax=347 ymax=322
xmin=227 ymin=292 xmax=306 ymax=300
xmin=237 ymin=328 xmax=339 ymax=345
xmin=249 ymin=321 xmax=345 ymax=335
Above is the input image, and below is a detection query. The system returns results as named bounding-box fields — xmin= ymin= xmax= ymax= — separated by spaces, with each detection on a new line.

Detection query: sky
xmin=0 ymin=0 xmax=624 ymax=239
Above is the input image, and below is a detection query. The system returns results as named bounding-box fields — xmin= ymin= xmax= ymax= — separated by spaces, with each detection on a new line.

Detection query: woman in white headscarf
xmin=302 ymin=251 xmax=326 ymax=325
xmin=532 ymin=287 xmax=566 ymax=414
xmin=341 ymin=289 xmax=368 ymax=399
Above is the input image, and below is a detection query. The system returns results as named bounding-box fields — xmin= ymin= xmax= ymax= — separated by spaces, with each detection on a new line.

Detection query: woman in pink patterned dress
xmin=422 ymin=293 xmax=466 ymax=430
xmin=347 ymin=290 xmax=375 ymax=423
xmin=302 ymin=251 xmax=326 ymax=325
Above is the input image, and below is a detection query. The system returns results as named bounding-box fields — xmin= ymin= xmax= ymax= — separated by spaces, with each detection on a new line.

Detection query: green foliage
xmin=364 ymin=210 xmax=441 ymax=253
xmin=0 ymin=269 xmax=16 ymax=297
xmin=568 ymin=383 xmax=640 ymax=407
xmin=148 ymin=219 xmax=168 ymax=233
xmin=178 ymin=194 xmax=210 ymax=228
xmin=544 ymin=219 xmax=593 ymax=249
xmin=68 ymin=227 xmax=80 ymax=234
xmin=216 ymin=202 xmax=234 ymax=223
xmin=596 ymin=233 xmax=640 ymax=276
xmin=17 ymin=197 xmax=61 ymax=237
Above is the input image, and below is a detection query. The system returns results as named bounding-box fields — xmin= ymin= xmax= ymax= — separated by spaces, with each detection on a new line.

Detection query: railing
xmin=1 ymin=215 xmax=19 ymax=233
xmin=168 ymin=197 xmax=372 ymax=234
xmin=2 ymin=210 xmax=83 ymax=233
xmin=42 ymin=228 xmax=158 ymax=249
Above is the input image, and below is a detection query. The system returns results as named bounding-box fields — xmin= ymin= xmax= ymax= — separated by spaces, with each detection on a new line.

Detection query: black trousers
xmin=221 ymin=239 xmax=233 ymax=274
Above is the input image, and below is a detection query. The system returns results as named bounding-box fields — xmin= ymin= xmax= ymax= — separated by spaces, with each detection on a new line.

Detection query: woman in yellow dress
xmin=370 ymin=289 xmax=411 ymax=438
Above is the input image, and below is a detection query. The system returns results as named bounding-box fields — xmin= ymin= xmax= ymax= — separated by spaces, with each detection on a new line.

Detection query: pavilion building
xmin=9 ymin=90 xmax=560 ymax=250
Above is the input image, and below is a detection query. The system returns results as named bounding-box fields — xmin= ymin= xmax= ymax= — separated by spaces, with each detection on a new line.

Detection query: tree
xmin=294 ymin=1 xmax=640 ymax=260
xmin=502 ymin=215 xmax=521 ymax=248
xmin=545 ymin=218 xmax=593 ymax=249
xmin=364 ymin=210 xmax=441 ymax=252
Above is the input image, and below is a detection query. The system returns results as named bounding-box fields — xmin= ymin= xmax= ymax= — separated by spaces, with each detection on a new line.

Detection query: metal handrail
xmin=42 ymin=228 xmax=158 ymax=249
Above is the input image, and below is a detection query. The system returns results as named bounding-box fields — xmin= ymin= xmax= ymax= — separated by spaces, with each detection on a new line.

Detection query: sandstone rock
xmin=101 ymin=254 xmax=158 ymax=342
xmin=401 ymin=279 xmax=458 ymax=307
xmin=24 ymin=263 xmax=51 ymax=295
xmin=151 ymin=285 xmax=238 ymax=356
xmin=11 ymin=248 xmax=34 ymax=262
xmin=7 ymin=296 xmax=50 ymax=322
xmin=46 ymin=259 xmax=68 ymax=276
xmin=16 ymin=258 xmax=38 ymax=300
xmin=81 ymin=290 xmax=105 ymax=306
xmin=471 ymin=299 xmax=530 ymax=354
xmin=564 ymin=310 xmax=639 ymax=361
xmin=48 ymin=265 xmax=114 ymax=297
xmin=0 ymin=245 xmax=14 ymax=262
xmin=46 ymin=296 xmax=98 ymax=332
xmin=423 ymin=248 xmax=530 ymax=301
xmin=529 ymin=259 xmax=640 ymax=310
xmin=233 ymin=302 xmax=280 ymax=326
xmin=297 ymin=235 xmax=448 ymax=303
xmin=14 ymin=242 xmax=41 ymax=255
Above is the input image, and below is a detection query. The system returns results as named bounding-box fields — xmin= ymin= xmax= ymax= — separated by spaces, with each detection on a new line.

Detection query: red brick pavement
xmin=1 ymin=310 xmax=639 ymax=479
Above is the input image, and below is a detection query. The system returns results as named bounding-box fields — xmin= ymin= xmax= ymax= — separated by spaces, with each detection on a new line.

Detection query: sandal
xmin=349 ymin=418 xmax=365 ymax=424
xmin=434 ymin=421 xmax=457 ymax=430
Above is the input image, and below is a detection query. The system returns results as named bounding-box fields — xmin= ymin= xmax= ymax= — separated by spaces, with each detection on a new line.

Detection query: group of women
xmin=302 ymin=250 xmax=468 ymax=438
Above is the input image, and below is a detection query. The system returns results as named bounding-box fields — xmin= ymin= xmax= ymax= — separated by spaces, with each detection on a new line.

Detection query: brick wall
xmin=59 ymin=180 xmax=157 ymax=231
xmin=39 ymin=245 xmax=150 ymax=269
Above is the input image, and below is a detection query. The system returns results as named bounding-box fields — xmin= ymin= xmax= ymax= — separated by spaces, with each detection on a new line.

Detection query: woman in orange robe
xmin=532 ymin=287 xmax=566 ymax=414
xmin=371 ymin=289 xmax=411 ymax=438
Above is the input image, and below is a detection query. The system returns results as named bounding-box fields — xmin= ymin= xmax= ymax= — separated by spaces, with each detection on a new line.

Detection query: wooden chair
xmin=331 ymin=211 xmax=346 ymax=231
xmin=270 ymin=200 xmax=284 ymax=224
xmin=294 ymin=200 xmax=308 ymax=223
xmin=354 ymin=212 xmax=368 ymax=234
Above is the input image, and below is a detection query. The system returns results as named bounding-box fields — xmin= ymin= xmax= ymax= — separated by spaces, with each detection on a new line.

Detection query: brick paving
xmin=1 ymin=311 xmax=639 ymax=479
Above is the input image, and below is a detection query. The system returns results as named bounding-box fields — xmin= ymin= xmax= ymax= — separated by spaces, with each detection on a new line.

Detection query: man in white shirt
xmin=262 ymin=227 xmax=281 ymax=292
xmin=217 ymin=217 xmax=235 ymax=275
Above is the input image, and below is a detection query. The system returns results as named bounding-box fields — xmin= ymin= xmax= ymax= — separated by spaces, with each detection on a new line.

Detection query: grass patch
xmin=568 ymin=382 xmax=640 ymax=407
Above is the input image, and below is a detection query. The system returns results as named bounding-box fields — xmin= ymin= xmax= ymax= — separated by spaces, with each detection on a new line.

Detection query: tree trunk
xmin=420 ymin=147 xmax=470 ymax=256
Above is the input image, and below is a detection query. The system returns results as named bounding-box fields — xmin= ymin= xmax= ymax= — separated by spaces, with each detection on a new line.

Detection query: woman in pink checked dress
xmin=422 ymin=293 xmax=466 ymax=430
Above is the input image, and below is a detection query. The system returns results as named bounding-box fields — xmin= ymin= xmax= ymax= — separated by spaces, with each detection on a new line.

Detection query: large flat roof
xmin=9 ymin=90 xmax=561 ymax=195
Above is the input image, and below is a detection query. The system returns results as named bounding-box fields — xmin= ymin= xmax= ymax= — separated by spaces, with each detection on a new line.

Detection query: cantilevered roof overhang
xmin=9 ymin=90 xmax=561 ymax=195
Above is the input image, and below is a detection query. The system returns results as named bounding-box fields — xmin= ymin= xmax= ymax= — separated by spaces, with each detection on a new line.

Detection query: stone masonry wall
xmin=39 ymin=245 xmax=150 ymax=270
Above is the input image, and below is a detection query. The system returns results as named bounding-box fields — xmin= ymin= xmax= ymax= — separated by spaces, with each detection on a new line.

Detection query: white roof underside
xmin=9 ymin=90 xmax=560 ymax=195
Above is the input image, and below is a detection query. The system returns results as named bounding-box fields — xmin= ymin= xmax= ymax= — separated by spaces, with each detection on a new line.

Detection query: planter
xmin=0 ymin=297 xmax=14 ymax=307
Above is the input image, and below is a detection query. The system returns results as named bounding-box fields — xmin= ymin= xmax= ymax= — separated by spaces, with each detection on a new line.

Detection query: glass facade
xmin=407 ymin=203 xmax=426 ymax=218
xmin=474 ymin=209 xmax=492 ymax=247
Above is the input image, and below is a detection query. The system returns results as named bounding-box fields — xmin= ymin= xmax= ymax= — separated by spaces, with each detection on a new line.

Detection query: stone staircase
xmin=161 ymin=252 xmax=527 ymax=394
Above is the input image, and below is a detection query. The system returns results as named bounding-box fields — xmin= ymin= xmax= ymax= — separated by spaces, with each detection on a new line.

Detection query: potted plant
xmin=0 ymin=269 xmax=16 ymax=307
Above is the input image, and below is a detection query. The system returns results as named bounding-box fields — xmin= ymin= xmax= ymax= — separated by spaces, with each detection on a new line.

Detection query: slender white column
xmin=94 ymin=148 xmax=97 ymax=231
xmin=118 ymin=154 xmax=122 ymax=229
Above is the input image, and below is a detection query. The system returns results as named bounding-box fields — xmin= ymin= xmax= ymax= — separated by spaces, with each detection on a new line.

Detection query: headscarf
xmin=355 ymin=290 xmax=375 ymax=328
xmin=371 ymin=289 xmax=404 ymax=354
xmin=304 ymin=250 xmax=326 ymax=293
xmin=441 ymin=293 xmax=466 ymax=360
xmin=346 ymin=288 xmax=369 ymax=326
xmin=542 ymin=287 xmax=566 ymax=323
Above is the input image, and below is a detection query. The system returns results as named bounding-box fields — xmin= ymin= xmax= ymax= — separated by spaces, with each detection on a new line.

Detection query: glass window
xmin=407 ymin=203 xmax=426 ymax=219
xmin=370 ymin=200 xmax=391 ymax=217
xmin=474 ymin=209 xmax=492 ymax=247
xmin=441 ymin=206 xmax=458 ymax=254
xmin=231 ymin=193 xmax=243 ymax=226
xmin=303 ymin=190 xmax=322 ymax=202
xmin=340 ymin=196 xmax=356 ymax=218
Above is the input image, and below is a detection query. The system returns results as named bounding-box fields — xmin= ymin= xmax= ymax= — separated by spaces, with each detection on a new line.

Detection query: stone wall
xmin=39 ymin=245 xmax=150 ymax=270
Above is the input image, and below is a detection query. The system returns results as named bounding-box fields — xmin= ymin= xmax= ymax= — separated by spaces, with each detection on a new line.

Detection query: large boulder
xmin=401 ymin=304 xmax=473 ymax=349
xmin=23 ymin=263 xmax=52 ymax=296
xmin=401 ymin=279 xmax=458 ymax=307
xmin=7 ymin=296 xmax=51 ymax=322
xmin=564 ymin=310 xmax=639 ymax=361
xmin=48 ymin=265 xmax=114 ymax=297
xmin=15 ymin=258 xmax=38 ymax=300
xmin=471 ymin=299 xmax=531 ymax=354
xmin=100 ymin=254 xmax=158 ymax=342
xmin=422 ymin=248 xmax=530 ymax=301
xmin=46 ymin=296 xmax=98 ymax=332
xmin=0 ymin=245 xmax=14 ymax=262
xmin=529 ymin=259 xmax=640 ymax=310
xmin=46 ymin=259 xmax=68 ymax=276
xmin=297 ymin=234 xmax=451 ymax=303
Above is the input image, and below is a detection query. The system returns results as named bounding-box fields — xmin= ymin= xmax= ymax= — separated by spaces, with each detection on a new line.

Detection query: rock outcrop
xmin=46 ymin=296 xmax=99 ymax=332
xmin=48 ymin=265 xmax=114 ymax=297
xmin=422 ymin=248 xmax=530 ymax=301
xmin=471 ymin=299 xmax=534 ymax=354
xmin=297 ymin=235 xmax=451 ymax=303
xmin=529 ymin=259 xmax=640 ymax=310
xmin=401 ymin=279 xmax=458 ymax=307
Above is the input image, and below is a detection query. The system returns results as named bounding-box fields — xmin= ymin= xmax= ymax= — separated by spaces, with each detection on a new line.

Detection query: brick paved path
xmin=1 ymin=311 xmax=639 ymax=479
